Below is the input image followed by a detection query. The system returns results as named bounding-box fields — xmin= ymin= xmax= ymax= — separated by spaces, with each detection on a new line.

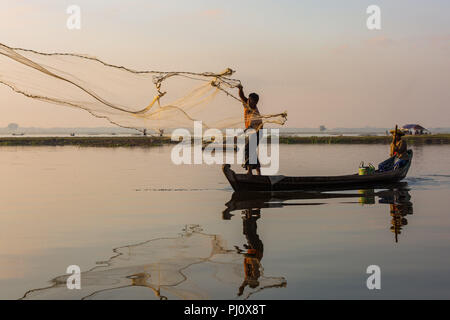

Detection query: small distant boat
xmin=223 ymin=150 xmax=413 ymax=192
xmin=11 ymin=133 xmax=25 ymax=136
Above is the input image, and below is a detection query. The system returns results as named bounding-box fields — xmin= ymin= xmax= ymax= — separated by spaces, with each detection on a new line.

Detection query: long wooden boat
xmin=222 ymin=150 xmax=413 ymax=192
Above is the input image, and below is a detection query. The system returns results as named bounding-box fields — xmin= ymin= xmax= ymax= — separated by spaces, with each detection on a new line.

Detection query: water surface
xmin=1 ymin=144 xmax=449 ymax=299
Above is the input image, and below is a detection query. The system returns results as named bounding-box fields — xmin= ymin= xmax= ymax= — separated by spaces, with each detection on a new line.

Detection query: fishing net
xmin=0 ymin=43 xmax=287 ymax=133
xmin=21 ymin=225 xmax=286 ymax=300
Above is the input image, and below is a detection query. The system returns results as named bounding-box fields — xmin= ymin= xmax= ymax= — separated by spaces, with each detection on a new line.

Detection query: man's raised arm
xmin=237 ymin=84 xmax=248 ymax=104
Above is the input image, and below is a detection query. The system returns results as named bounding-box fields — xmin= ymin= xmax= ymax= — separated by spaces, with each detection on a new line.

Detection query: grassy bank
xmin=0 ymin=134 xmax=449 ymax=147
xmin=0 ymin=136 xmax=175 ymax=147
xmin=279 ymin=134 xmax=450 ymax=145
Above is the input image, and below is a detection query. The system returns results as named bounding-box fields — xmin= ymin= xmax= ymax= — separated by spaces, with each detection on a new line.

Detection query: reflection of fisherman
xmin=390 ymin=129 xmax=409 ymax=168
xmin=237 ymin=84 xmax=263 ymax=176
xmin=238 ymin=209 xmax=264 ymax=296
xmin=389 ymin=191 xmax=413 ymax=243
xmin=379 ymin=188 xmax=413 ymax=243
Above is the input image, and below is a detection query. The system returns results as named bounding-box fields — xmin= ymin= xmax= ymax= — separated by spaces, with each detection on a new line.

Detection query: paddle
xmin=391 ymin=124 xmax=398 ymax=157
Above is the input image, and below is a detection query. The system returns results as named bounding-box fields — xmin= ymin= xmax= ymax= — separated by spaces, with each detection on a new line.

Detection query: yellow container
xmin=358 ymin=189 xmax=376 ymax=205
xmin=359 ymin=167 xmax=368 ymax=175
xmin=359 ymin=162 xmax=375 ymax=175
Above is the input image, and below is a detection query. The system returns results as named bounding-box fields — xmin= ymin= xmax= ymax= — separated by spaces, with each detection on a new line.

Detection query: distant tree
xmin=7 ymin=123 xmax=19 ymax=131
xmin=319 ymin=125 xmax=326 ymax=132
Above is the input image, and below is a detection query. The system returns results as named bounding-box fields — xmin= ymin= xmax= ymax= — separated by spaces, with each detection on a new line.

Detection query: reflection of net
xmin=0 ymin=43 xmax=287 ymax=133
xmin=22 ymin=225 xmax=286 ymax=300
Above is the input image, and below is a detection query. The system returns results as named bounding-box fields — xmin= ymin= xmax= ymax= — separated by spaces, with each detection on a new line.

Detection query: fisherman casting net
xmin=0 ymin=43 xmax=287 ymax=133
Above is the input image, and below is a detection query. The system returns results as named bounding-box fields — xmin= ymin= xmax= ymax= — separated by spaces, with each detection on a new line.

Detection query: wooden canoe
xmin=222 ymin=150 xmax=413 ymax=192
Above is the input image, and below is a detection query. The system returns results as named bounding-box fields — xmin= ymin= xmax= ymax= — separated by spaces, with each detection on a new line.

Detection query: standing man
xmin=237 ymin=84 xmax=263 ymax=175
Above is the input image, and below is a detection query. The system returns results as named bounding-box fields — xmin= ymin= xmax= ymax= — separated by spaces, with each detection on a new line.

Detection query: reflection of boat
xmin=223 ymin=185 xmax=405 ymax=216
xmin=223 ymin=150 xmax=413 ymax=192
xmin=223 ymin=184 xmax=414 ymax=243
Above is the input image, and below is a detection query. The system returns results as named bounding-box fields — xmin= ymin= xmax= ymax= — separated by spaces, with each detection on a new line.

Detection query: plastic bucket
xmin=359 ymin=167 xmax=368 ymax=175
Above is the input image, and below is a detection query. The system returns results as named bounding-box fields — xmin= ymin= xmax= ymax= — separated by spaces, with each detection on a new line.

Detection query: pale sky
xmin=0 ymin=0 xmax=449 ymax=128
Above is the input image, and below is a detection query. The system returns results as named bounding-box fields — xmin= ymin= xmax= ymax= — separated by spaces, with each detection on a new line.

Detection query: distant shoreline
xmin=0 ymin=134 xmax=449 ymax=147
xmin=279 ymin=134 xmax=450 ymax=145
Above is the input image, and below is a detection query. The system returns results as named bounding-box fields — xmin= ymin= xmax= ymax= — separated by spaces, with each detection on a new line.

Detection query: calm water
xmin=1 ymin=144 xmax=450 ymax=299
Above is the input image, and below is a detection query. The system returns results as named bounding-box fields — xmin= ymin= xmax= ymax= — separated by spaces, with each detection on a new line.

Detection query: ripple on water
xmin=406 ymin=174 xmax=450 ymax=190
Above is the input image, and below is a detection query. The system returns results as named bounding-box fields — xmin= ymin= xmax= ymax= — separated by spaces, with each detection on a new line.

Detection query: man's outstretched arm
xmin=237 ymin=84 xmax=248 ymax=104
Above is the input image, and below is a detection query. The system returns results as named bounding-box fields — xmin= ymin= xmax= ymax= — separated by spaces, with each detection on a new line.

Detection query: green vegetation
xmin=0 ymin=134 xmax=449 ymax=147
xmin=0 ymin=136 xmax=175 ymax=147
xmin=279 ymin=134 xmax=450 ymax=145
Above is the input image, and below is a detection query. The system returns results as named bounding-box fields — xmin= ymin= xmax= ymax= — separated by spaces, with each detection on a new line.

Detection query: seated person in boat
xmin=390 ymin=129 xmax=409 ymax=168
xmin=237 ymin=84 xmax=263 ymax=175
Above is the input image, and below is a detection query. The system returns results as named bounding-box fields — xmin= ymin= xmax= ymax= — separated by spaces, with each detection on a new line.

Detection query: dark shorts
xmin=243 ymin=131 xmax=261 ymax=170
